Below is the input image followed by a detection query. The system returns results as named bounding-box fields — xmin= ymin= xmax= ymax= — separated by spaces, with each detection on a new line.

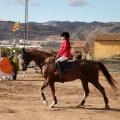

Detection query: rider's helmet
xmin=60 ymin=32 xmax=70 ymax=39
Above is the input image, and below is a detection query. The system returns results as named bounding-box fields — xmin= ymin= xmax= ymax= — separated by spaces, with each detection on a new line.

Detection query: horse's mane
xmin=25 ymin=48 xmax=52 ymax=58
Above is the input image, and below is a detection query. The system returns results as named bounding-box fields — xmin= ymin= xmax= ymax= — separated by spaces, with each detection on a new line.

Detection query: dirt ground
xmin=0 ymin=69 xmax=120 ymax=120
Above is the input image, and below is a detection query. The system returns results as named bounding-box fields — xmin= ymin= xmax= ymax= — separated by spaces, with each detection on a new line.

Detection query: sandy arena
xmin=0 ymin=69 xmax=120 ymax=120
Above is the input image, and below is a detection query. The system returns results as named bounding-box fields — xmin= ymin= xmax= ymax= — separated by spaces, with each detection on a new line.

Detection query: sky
xmin=0 ymin=0 xmax=120 ymax=23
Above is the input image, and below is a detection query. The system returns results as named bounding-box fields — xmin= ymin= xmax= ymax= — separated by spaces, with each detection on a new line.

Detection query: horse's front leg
xmin=39 ymin=80 xmax=48 ymax=106
xmin=49 ymin=80 xmax=57 ymax=108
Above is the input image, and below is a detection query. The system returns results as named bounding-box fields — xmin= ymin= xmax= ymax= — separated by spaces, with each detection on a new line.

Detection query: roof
xmin=70 ymin=41 xmax=88 ymax=48
xmin=94 ymin=33 xmax=120 ymax=41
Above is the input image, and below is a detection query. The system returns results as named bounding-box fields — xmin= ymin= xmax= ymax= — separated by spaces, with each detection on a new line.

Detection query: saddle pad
xmin=66 ymin=59 xmax=76 ymax=62
xmin=65 ymin=61 xmax=74 ymax=70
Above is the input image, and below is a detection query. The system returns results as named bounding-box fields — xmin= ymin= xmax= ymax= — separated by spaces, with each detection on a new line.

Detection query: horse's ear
xmin=21 ymin=48 xmax=26 ymax=55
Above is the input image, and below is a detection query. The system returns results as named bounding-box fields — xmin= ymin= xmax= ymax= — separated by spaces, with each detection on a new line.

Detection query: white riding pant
xmin=56 ymin=56 xmax=69 ymax=62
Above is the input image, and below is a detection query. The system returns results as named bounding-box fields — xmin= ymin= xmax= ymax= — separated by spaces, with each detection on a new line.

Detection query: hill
xmin=0 ymin=20 xmax=120 ymax=48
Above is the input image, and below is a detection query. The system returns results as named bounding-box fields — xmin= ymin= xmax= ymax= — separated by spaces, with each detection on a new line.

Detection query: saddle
xmin=54 ymin=59 xmax=76 ymax=76
xmin=63 ymin=59 xmax=76 ymax=70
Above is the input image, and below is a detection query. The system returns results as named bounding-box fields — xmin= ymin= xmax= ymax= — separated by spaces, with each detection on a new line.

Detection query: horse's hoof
xmin=43 ymin=101 xmax=48 ymax=106
xmin=49 ymin=105 xmax=54 ymax=108
xmin=105 ymin=105 xmax=110 ymax=109
xmin=76 ymin=104 xmax=84 ymax=108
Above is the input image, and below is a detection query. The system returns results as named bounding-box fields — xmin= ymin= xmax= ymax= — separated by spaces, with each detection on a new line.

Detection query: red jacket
xmin=56 ymin=40 xmax=71 ymax=58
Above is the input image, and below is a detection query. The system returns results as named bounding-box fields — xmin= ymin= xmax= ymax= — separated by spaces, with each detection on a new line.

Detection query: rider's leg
xmin=56 ymin=56 xmax=69 ymax=75
xmin=57 ymin=61 xmax=63 ymax=75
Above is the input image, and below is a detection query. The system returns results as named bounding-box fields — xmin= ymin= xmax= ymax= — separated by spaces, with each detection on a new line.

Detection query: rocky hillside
xmin=0 ymin=20 xmax=120 ymax=48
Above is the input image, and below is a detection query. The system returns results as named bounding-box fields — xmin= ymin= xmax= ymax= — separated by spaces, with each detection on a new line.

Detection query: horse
xmin=21 ymin=48 xmax=118 ymax=109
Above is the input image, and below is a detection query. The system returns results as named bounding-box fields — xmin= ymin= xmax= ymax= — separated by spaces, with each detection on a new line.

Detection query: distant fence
xmin=100 ymin=60 xmax=120 ymax=72
xmin=84 ymin=53 xmax=120 ymax=72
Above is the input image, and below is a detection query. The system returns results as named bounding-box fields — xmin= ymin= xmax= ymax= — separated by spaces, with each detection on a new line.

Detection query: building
xmin=94 ymin=33 xmax=120 ymax=59
xmin=70 ymin=41 xmax=89 ymax=54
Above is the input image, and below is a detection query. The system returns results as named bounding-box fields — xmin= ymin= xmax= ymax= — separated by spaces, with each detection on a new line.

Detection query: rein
xmin=40 ymin=56 xmax=55 ymax=67
xmin=40 ymin=60 xmax=54 ymax=67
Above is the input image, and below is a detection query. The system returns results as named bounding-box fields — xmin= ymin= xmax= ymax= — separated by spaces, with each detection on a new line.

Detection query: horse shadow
xmin=54 ymin=106 xmax=120 ymax=112
xmin=15 ymin=79 xmax=44 ymax=82
xmin=82 ymin=107 xmax=120 ymax=112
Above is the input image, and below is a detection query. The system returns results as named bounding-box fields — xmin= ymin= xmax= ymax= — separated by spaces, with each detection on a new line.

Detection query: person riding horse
xmin=21 ymin=48 xmax=118 ymax=108
xmin=54 ymin=32 xmax=71 ymax=75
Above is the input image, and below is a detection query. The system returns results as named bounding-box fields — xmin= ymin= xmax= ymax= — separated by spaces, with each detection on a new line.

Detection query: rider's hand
xmin=50 ymin=55 xmax=56 ymax=62
xmin=53 ymin=54 xmax=56 ymax=60
xmin=53 ymin=54 xmax=56 ymax=58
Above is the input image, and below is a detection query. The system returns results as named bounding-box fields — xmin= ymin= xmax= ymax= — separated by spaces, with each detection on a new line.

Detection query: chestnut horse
xmin=21 ymin=48 xmax=118 ymax=108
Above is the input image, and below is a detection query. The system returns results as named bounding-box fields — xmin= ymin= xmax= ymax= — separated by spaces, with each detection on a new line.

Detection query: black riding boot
xmin=54 ymin=62 xmax=58 ymax=69
xmin=57 ymin=61 xmax=63 ymax=75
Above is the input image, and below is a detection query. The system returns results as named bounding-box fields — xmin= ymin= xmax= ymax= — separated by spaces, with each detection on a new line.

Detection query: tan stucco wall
xmin=94 ymin=40 xmax=120 ymax=59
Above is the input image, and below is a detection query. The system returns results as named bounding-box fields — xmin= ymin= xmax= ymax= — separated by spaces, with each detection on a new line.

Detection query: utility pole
xmin=24 ymin=0 xmax=28 ymax=47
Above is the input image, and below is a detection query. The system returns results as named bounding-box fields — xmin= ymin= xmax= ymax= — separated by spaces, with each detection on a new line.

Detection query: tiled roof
xmin=94 ymin=33 xmax=120 ymax=41
xmin=71 ymin=41 xmax=88 ymax=47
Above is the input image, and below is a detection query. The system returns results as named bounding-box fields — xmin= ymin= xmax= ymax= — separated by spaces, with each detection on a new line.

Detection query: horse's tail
xmin=95 ymin=61 xmax=118 ymax=90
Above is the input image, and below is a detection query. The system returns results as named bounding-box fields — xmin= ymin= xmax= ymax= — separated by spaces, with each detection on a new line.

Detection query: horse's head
xmin=21 ymin=48 xmax=32 ymax=71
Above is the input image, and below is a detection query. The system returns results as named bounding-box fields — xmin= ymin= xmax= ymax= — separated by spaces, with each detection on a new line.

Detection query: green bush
xmin=49 ymin=50 xmax=58 ymax=55
xmin=1 ymin=48 xmax=21 ymax=56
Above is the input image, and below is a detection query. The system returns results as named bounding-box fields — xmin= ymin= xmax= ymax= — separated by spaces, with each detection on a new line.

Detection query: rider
xmin=54 ymin=32 xmax=71 ymax=75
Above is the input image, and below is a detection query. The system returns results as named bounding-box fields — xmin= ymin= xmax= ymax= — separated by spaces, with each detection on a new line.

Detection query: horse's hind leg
xmin=77 ymin=79 xmax=89 ymax=108
xmin=39 ymin=80 xmax=49 ymax=106
xmin=92 ymin=82 xmax=109 ymax=109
